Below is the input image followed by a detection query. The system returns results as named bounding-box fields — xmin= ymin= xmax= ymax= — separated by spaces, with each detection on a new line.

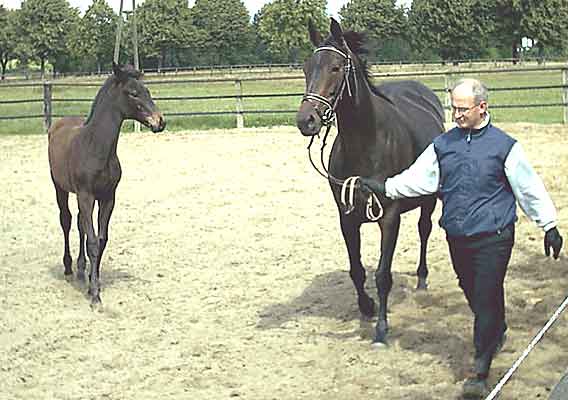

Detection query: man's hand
xmin=359 ymin=177 xmax=386 ymax=196
xmin=544 ymin=227 xmax=563 ymax=259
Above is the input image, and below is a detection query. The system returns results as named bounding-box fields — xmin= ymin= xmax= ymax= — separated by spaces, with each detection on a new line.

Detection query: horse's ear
xmin=112 ymin=62 xmax=127 ymax=82
xmin=330 ymin=17 xmax=344 ymax=43
xmin=308 ymin=19 xmax=322 ymax=47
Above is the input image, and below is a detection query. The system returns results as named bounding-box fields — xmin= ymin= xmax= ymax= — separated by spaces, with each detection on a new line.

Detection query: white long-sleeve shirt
xmin=384 ymin=133 xmax=557 ymax=232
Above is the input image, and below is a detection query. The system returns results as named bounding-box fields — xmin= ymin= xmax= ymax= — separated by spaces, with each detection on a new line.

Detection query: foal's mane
xmin=84 ymin=65 xmax=142 ymax=124
xmin=321 ymin=31 xmax=388 ymax=100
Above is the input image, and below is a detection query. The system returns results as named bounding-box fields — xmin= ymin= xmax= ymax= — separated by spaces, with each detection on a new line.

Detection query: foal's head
xmin=296 ymin=18 xmax=366 ymax=136
xmin=111 ymin=62 xmax=166 ymax=133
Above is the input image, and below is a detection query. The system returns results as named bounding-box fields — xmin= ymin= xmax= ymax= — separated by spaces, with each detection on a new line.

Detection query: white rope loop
xmin=340 ymin=176 xmax=383 ymax=222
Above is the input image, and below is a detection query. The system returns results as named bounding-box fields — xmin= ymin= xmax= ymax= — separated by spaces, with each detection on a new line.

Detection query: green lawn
xmin=0 ymin=66 xmax=566 ymax=135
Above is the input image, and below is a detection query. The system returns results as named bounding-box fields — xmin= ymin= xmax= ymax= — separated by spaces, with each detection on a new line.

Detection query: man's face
xmin=451 ymin=85 xmax=487 ymax=129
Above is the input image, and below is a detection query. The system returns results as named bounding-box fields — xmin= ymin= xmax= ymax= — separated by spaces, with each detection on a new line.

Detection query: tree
xmin=407 ymin=0 xmax=493 ymax=63
xmin=16 ymin=0 xmax=79 ymax=78
xmin=191 ymin=0 xmax=253 ymax=65
xmin=135 ymin=0 xmax=195 ymax=70
xmin=494 ymin=0 xmax=568 ymax=61
xmin=70 ymin=0 xmax=118 ymax=73
xmin=339 ymin=0 xmax=407 ymax=60
xmin=0 ymin=6 xmax=17 ymax=79
xmin=256 ymin=0 xmax=328 ymax=63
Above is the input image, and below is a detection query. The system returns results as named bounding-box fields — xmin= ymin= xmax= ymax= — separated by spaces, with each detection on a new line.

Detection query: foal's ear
xmin=308 ymin=19 xmax=322 ymax=47
xmin=330 ymin=17 xmax=344 ymax=43
xmin=112 ymin=61 xmax=128 ymax=82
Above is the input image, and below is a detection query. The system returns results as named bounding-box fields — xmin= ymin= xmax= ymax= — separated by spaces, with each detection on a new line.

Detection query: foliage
xmin=256 ymin=0 xmax=328 ymax=63
xmin=16 ymin=0 xmax=79 ymax=76
xmin=0 ymin=6 xmax=18 ymax=79
xmin=190 ymin=0 xmax=253 ymax=65
xmin=68 ymin=0 xmax=118 ymax=73
xmin=135 ymin=0 xmax=195 ymax=70
xmin=407 ymin=0 xmax=493 ymax=62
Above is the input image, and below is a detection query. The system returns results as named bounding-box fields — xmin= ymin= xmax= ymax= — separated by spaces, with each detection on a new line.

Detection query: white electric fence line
xmin=485 ymin=293 xmax=568 ymax=400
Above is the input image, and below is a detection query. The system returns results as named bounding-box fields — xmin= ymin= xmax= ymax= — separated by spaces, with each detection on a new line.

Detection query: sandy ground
xmin=1 ymin=123 xmax=567 ymax=400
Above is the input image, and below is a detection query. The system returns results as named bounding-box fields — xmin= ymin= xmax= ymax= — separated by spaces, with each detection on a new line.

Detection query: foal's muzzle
xmin=145 ymin=112 xmax=166 ymax=133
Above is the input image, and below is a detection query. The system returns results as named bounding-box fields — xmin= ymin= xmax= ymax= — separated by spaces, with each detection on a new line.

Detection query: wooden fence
xmin=1 ymin=66 xmax=568 ymax=131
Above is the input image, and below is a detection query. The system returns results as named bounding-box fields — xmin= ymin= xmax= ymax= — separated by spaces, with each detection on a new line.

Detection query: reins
xmin=303 ymin=44 xmax=383 ymax=222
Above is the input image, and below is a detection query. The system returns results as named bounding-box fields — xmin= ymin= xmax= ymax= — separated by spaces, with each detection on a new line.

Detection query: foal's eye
xmin=129 ymin=91 xmax=138 ymax=97
xmin=331 ymin=66 xmax=341 ymax=73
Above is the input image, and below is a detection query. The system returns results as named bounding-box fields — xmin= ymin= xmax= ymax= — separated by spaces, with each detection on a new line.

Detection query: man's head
xmin=450 ymin=78 xmax=488 ymax=129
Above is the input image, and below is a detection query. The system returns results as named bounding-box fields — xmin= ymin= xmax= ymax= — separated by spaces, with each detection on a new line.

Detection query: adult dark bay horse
xmin=48 ymin=62 xmax=165 ymax=305
xmin=296 ymin=19 xmax=445 ymax=344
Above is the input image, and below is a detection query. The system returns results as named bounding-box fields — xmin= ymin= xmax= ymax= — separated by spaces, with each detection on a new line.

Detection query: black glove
xmin=544 ymin=227 xmax=563 ymax=259
xmin=359 ymin=177 xmax=386 ymax=196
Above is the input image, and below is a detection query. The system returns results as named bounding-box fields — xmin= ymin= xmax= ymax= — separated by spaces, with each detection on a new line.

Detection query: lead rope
xmin=340 ymin=176 xmax=383 ymax=222
xmin=484 ymin=293 xmax=568 ymax=400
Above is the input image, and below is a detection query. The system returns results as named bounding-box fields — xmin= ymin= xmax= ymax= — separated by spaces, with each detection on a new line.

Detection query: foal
xmin=48 ymin=63 xmax=165 ymax=305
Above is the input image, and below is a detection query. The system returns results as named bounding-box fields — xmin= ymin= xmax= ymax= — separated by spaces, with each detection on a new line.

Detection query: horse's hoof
xmin=64 ymin=272 xmax=74 ymax=282
xmin=416 ymin=278 xmax=428 ymax=290
xmin=77 ymin=270 xmax=85 ymax=282
xmin=90 ymin=297 xmax=103 ymax=311
xmin=371 ymin=340 xmax=388 ymax=349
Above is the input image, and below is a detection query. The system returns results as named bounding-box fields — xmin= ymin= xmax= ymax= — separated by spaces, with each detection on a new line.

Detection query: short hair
xmin=451 ymin=78 xmax=488 ymax=105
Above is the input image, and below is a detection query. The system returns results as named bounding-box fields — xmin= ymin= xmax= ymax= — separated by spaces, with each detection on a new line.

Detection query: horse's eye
xmin=129 ymin=91 xmax=138 ymax=97
xmin=331 ymin=66 xmax=341 ymax=73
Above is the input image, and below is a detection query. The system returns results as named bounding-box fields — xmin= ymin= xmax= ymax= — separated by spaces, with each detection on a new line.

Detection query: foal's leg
xmin=77 ymin=192 xmax=100 ymax=304
xmin=76 ymin=210 xmax=87 ymax=281
xmin=416 ymin=197 xmax=436 ymax=290
xmin=374 ymin=208 xmax=401 ymax=344
xmin=54 ymin=185 xmax=73 ymax=276
xmin=340 ymin=214 xmax=376 ymax=318
xmin=96 ymin=194 xmax=116 ymax=286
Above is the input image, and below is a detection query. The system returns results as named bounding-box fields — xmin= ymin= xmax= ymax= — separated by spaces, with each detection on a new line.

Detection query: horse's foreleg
xmin=97 ymin=194 xmax=116 ymax=283
xmin=76 ymin=210 xmax=86 ymax=281
xmin=417 ymin=198 xmax=436 ymax=290
xmin=77 ymin=192 xmax=100 ymax=304
xmin=54 ymin=185 xmax=72 ymax=276
xmin=340 ymin=214 xmax=375 ymax=319
xmin=374 ymin=210 xmax=401 ymax=344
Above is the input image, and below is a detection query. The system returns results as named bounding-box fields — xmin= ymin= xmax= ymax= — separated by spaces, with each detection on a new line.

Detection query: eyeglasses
xmin=451 ymin=104 xmax=478 ymax=115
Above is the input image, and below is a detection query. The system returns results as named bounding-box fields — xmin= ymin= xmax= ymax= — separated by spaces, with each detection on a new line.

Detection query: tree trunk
xmin=40 ymin=57 xmax=46 ymax=80
xmin=0 ymin=57 xmax=7 ymax=80
xmin=511 ymin=41 xmax=519 ymax=65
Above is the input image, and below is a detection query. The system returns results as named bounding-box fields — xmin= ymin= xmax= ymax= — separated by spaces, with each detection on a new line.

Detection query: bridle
xmin=301 ymin=44 xmax=383 ymax=221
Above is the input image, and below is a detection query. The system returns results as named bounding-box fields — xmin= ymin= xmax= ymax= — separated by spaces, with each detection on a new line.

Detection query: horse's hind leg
xmin=76 ymin=209 xmax=86 ymax=281
xmin=340 ymin=214 xmax=376 ymax=319
xmin=416 ymin=197 xmax=436 ymax=290
xmin=54 ymin=185 xmax=73 ymax=277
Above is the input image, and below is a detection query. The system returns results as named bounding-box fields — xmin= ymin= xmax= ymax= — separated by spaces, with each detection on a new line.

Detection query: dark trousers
xmin=447 ymin=224 xmax=514 ymax=378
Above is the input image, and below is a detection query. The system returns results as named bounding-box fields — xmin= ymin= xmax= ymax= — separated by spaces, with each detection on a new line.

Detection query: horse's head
xmin=111 ymin=62 xmax=166 ymax=133
xmin=296 ymin=18 xmax=357 ymax=137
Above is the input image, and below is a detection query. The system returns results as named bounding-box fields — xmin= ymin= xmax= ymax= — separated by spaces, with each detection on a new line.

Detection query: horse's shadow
xmin=257 ymin=268 xmax=470 ymax=381
xmin=48 ymin=262 xmax=137 ymax=302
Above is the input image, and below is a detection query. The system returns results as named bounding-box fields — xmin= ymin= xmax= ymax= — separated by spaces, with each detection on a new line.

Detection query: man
xmin=360 ymin=78 xmax=563 ymax=398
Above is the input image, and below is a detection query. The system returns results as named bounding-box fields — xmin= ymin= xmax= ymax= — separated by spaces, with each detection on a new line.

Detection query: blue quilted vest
xmin=433 ymin=123 xmax=517 ymax=238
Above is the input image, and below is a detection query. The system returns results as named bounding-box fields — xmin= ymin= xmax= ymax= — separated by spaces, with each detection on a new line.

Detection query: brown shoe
xmin=462 ymin=376 xmax=489 ymax=399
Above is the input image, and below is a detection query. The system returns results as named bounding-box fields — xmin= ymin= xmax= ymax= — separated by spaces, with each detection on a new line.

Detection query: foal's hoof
xmin=462 ymin=377 xmax=489 ymax=399
xmin=76 ymin=270 xmax=86 ymax=282
xmin=371 ymin=340 xmax=388 ymax=349
xmin=90 ymin=296 xmax=103 ymax=311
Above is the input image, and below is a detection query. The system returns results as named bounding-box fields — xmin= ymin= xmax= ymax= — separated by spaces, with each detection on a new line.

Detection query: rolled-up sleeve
xmin=505 ymin=142 xmax=557 ymax=231
xmin=385 ymin=143 xmax=440 ymax=199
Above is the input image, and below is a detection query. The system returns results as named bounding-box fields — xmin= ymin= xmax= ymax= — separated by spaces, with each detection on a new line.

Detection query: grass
xmin=0 ymin=66 xmax=566 ymax=135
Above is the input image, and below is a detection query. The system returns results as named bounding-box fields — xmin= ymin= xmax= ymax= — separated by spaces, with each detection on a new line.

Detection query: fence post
xmin=562 ymin=68 xmax=568 ymax=125
xmin=43 ymin=81 xmax=52 ymax=132
xmin=235 ymin=79 xmax=244 ymax=129
xmin=444 ymin=73 xmax=452 ymax=123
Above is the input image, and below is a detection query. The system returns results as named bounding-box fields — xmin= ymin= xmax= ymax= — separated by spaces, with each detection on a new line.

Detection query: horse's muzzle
xmin=296 ymin=101 xmax=322 ymax=136
xmin=146 ymin=112 xmax=166 ymax=133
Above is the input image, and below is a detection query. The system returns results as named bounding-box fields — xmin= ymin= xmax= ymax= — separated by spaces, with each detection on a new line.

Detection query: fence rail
xmin=1 ymin=66 xmax=568 ymax=131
